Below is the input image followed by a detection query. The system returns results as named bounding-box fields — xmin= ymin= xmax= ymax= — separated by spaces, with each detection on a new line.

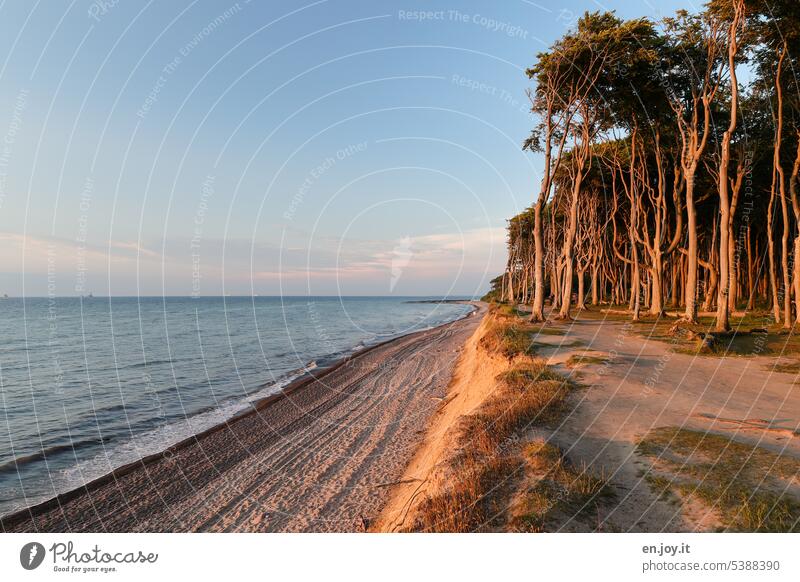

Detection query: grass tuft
xmin=566 ymin=354 xmax=609 ymax=368
xmin=480 ymin=318 xmax=538 ymax=358
xmin=511 ymin=439 xmax=613 ymax=532
xmin=637 ymin=427 xmax=800 ymax=532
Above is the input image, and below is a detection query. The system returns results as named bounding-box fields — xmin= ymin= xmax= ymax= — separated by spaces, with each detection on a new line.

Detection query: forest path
xmin=530 ymin=314 xmax=800 ymax=532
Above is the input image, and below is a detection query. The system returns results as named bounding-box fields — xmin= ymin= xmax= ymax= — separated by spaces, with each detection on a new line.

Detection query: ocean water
xmin=0 ymin=296 xmax=473 ymax=517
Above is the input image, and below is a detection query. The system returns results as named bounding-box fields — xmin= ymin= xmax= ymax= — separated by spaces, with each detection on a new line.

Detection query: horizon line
xmin=0 ymin=294 xmax=480 ymax=299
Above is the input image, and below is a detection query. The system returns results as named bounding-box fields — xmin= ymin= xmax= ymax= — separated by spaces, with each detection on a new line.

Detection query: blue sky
xmin=0 ymin=0 xmax=687 ymax=296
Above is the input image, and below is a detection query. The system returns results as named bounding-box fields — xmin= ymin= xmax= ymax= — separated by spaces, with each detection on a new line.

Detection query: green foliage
xmin=481 ymin=275 xmax=504 ymax=303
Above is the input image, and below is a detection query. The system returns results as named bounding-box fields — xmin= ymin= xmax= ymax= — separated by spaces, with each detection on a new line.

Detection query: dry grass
xmin=637 ymin=427 xmax=800 ymax=532
xmin=510 ymin=440 xmax=613 ymax=532
xmin=480 ymin=305 xmax=572 ymax=357
xmin=460 ymin=363 xmax=568 ymax=457
xmin=405 ymin=309 xmax=610 ymax=532
xmin=405 ymin=453 xmax=523 ymax=532
xmin=479 ymin=316 xmax=539 ymax=358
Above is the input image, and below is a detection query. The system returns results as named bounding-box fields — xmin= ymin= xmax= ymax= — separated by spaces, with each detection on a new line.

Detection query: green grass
xmin=580 ymin=307 xmax=800 ymax=358
xmin=769 ymin=361 xmax=800 ymax=374
xmin=637 ymin=427 xmax=800 ymax=532
xmin=566 ymin=354 xmax=609 ymax=368
xmin=480 ymin=319 xmax=538 ymax=357
xmin=511 ymin=440 xmax=614 ymax=532
xmin=643 ymin=472 xmax=679 ymax=503
xmin=529 ymin=325 xmax=567 ymax=336
xmin=495 ymin=304 xmax=530 ymax=319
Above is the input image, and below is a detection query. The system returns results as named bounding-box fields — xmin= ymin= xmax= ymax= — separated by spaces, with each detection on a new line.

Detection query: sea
xmin=0 ymin=296 xmax=474 ymax=517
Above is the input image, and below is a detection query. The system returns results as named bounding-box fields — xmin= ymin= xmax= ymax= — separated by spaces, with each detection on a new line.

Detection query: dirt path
xmin=2 ymin=303 xmax=486 ymax=533
xmin=532 ymin=316 xmax=800 ymax=532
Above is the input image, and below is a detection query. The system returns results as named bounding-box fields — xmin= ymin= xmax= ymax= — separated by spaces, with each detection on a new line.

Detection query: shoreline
xmin=2 ymin=301 xmax=484 ymax=532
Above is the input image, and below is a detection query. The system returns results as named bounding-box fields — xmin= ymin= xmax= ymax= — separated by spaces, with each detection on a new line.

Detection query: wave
xmin=116 ymin=358 xmax=176 ymax=370
xmin=0 ymin=437 xmax=110 ymax=475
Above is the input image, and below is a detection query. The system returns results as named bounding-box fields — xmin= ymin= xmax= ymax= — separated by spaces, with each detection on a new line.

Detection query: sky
xmin=0 ymin=0 xmax=688 ymax=297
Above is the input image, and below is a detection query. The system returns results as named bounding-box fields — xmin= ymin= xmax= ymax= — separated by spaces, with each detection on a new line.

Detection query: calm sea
xmin=0 ymin=296 xmax=473 ymax=517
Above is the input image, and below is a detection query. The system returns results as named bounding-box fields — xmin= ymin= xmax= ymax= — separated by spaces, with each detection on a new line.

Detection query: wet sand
xmin=1 ymin=303 xmax=486 ymax=533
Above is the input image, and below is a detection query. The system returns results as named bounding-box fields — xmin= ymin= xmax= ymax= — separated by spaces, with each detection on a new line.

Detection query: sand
xmin=533 ymin=316 xmax=800 ymax=532
xmin=374 ymin=313 xmax=513 ymax=531
xmin=1 ymin=303 xmax=486 ymax=533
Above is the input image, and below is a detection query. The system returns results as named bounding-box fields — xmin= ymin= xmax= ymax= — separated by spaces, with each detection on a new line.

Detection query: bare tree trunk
xmin=700 ymin=251 xmax=718 ymax=313
xmin=768 ymin=196 xmax=781 ymax=323
xmin=794 ymin=235 xmax=800 ymax=324
xmin=650 ymin=251 xmax=664 ymax=315
xmin=576 ymin=270 xmax=587 ymax=310
xmin=558 ymin=136 xmax=589 ymax=319
xmin=531 ymin=203 xmax=546 ymax=320
xmin=684 ymin=167 xmax=699 ymax=322
xmin=671 ymin=259 xmax=679 ymax=308
xmin=780 ymin=184 xmax=791 ymax=328
xmin=714 ymin=0 xmax=743 ymax=331
xmin=632 ymin=258 xmax=641 ymax=321
xmin=728 ymin=233 xmax=737 ymax=312
xmin=790 ymin=138 xmax=800 ymax=323
xmin=559 ymin=189 xmax=579 ymax=319
xmin=770 ymin=44 xmax=787 ymax=325
xmin=680 ymin=254 xmax=687 ymax=307
xmin=746 ymin=225 xmax=755 ymax=311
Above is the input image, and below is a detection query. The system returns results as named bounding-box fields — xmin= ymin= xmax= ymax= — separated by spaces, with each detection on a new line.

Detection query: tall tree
xmin=663 ymin=10 xmax=725 ymax=322
xmin=714 ymin=0 xmax=746 ymax=332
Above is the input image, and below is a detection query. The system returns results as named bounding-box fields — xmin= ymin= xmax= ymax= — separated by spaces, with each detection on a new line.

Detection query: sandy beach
xmin=1 ymin=303 xmax=486 ymax=533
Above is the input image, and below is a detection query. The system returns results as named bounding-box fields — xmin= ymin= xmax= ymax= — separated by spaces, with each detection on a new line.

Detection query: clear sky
xmin=0 ymin=0 xmax=688 ymax=297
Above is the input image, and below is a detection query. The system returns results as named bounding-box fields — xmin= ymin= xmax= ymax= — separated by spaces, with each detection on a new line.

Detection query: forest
xmin=490 ymin=0 xmax=800 ymax=332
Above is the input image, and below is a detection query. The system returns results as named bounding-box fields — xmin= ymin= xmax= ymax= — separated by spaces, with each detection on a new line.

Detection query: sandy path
xmin=532 ymin=316 xmax=800 ymax=532
xmin=1 ymin=304 xmax=485 ymax=533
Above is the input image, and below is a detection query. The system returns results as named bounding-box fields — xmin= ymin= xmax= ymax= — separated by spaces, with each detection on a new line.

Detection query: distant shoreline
xmin=403 ymin=299 xmax=475 ymax=304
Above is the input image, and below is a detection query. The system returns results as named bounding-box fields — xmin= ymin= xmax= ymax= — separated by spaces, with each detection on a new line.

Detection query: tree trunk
xmin=768 ymin=202 xmax=781 ymax=323
xmin=558 ymin=170 xmax=584 ymax=319
xmin=780 ymin=192 xmax=791 ymax=328
xmin=530 ymin=202 xmax=546 ymax=320
xmin=577 ymin=270 xmax=586 ymax=310
xmin=771 ymin=43 xmax=787 ymax=325
xmin=746 ymin=225 xmax=755 ymax=311
xmin=684 ymin=167 xmax=699 ymax=322
xmin=649 ymin=251 xmax=664 ymax=315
